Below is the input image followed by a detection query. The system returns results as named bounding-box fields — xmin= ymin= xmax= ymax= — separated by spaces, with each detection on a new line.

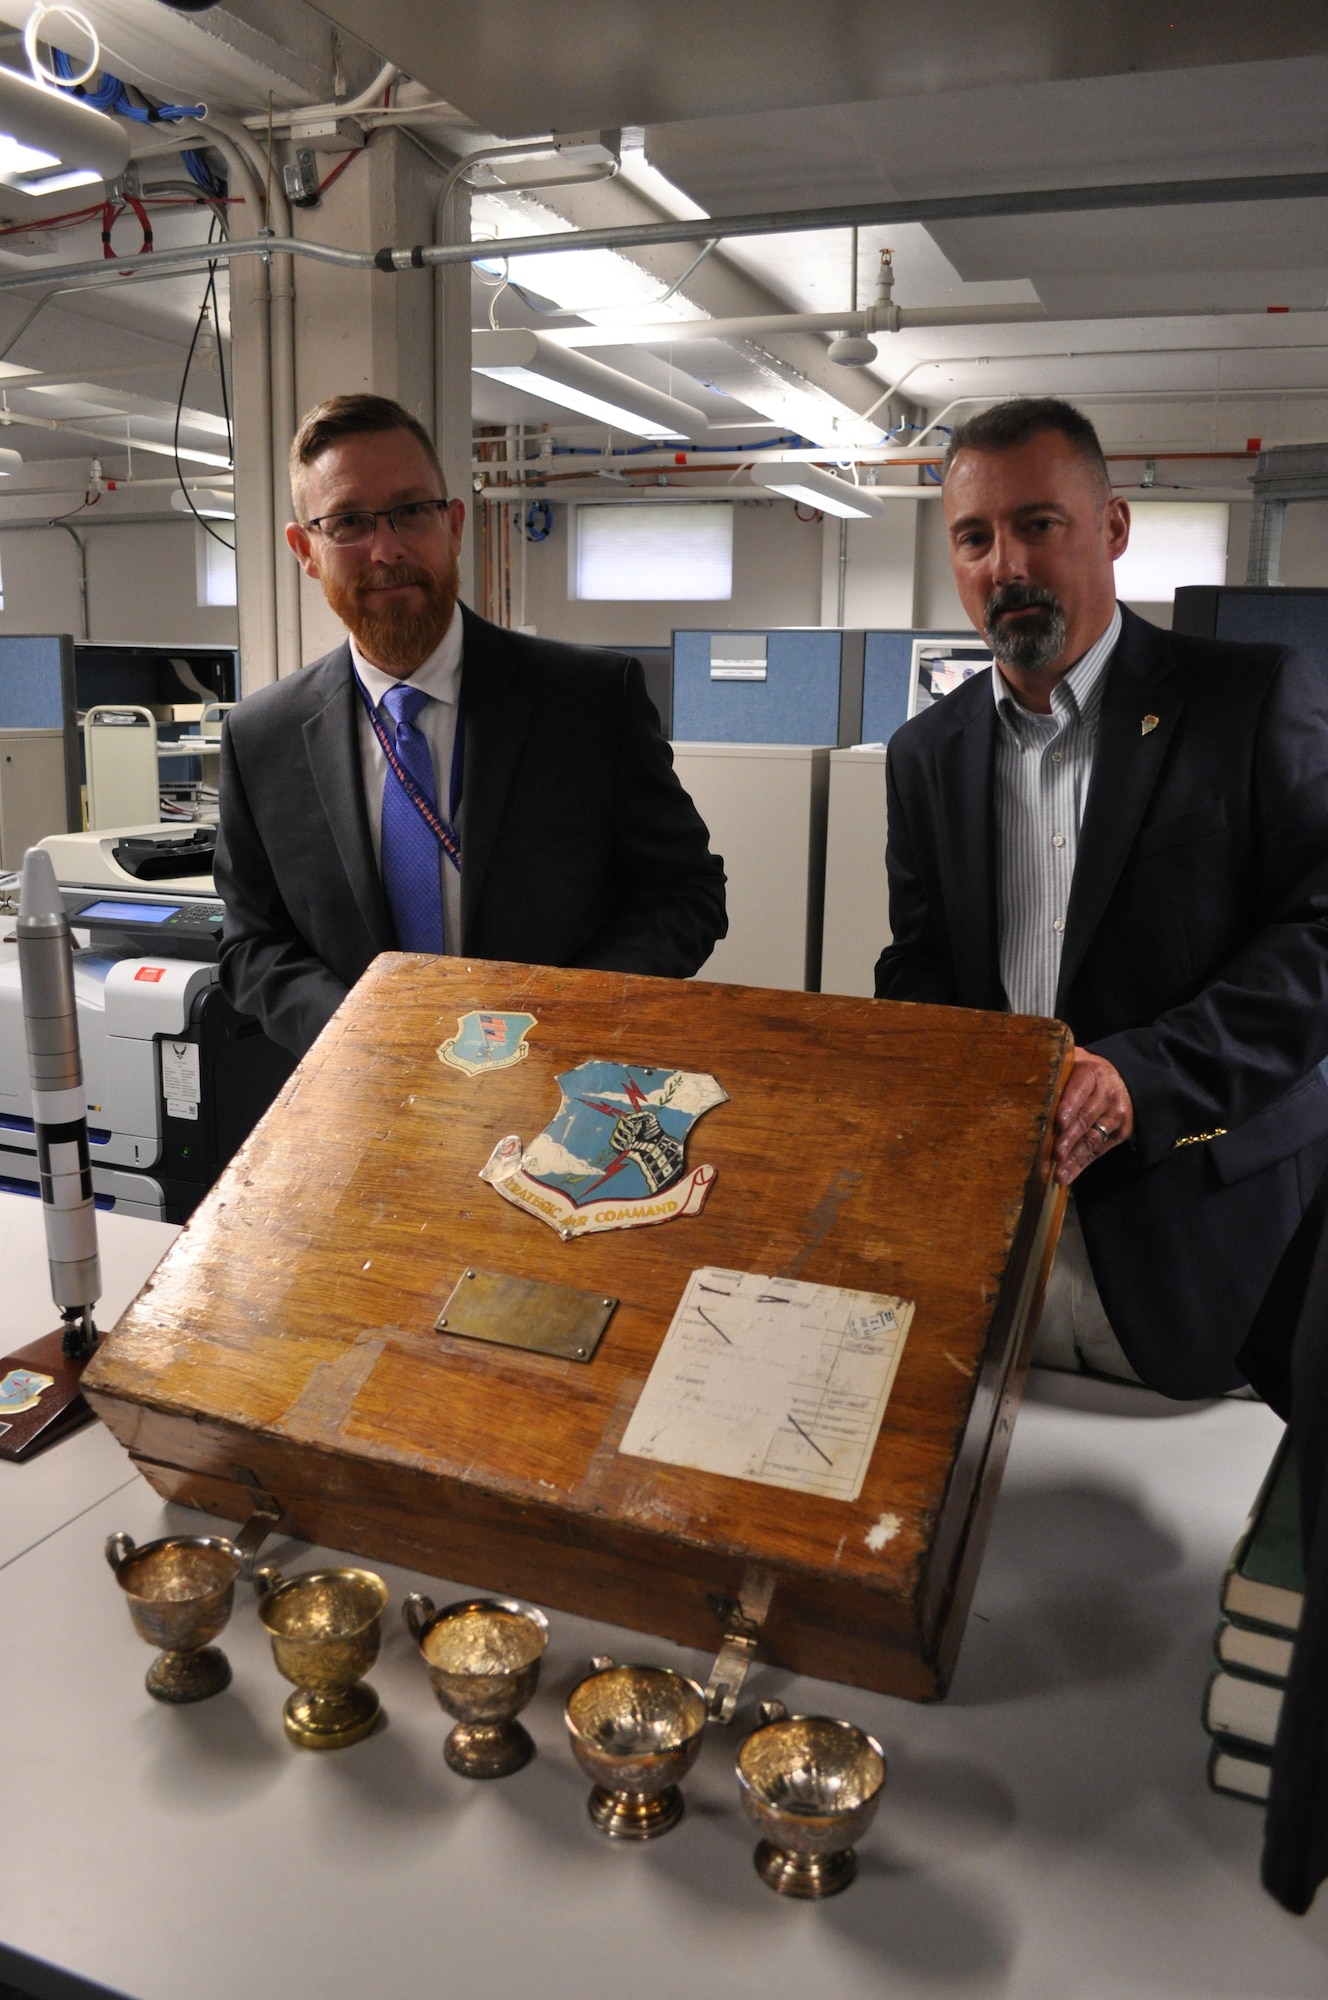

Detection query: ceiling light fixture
xmin=170 ymin=487 xmax=234 ymax=518
xmin=472 ymin=328 xmax=708 ymax=441
xmin=0 ymin=56 xmax=129 ymax=197
xmin=750 ymin=461 xmax=885 ymax=519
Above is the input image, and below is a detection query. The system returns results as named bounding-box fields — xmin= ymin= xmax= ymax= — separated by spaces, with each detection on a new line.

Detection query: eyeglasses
xmin=302 ymin=498 xmax=452 ymax=547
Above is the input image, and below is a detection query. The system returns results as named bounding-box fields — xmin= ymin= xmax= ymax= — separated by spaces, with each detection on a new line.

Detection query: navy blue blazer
xmin=215 ymin=606 xmax=727 ymax=1058
xmin=874 ymin=604 xmax=1328 ymax=1397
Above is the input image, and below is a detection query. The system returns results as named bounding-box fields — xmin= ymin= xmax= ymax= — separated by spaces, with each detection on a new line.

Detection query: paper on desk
xmin=618 ymin=1267 xmax=915 ymax=1503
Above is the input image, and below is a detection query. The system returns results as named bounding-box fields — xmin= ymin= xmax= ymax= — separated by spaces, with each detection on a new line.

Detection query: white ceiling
xmin=0 ymin=0 xmax=1322 ymax=518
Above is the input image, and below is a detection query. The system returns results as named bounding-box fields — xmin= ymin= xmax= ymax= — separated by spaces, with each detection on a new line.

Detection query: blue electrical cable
xmin=52 ymin=48 xmax=203 ymax=122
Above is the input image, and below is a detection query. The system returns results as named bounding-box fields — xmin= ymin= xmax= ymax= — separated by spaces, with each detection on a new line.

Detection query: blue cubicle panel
xmin=672 ymin=629 xmax=845 ymax=744
xmin=0 ymin=634 xmax=74 ymax=729
xmin=860 ymin=629 xmax=984 ymax=745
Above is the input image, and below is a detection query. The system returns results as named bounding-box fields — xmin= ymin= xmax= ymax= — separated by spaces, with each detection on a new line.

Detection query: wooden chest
xmin=84 ymin=956 xmax=1070 ymax=1700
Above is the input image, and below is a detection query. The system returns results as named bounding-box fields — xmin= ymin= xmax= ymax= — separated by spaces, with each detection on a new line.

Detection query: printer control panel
xmin=63 ymin=892 xmax=224 ymax=962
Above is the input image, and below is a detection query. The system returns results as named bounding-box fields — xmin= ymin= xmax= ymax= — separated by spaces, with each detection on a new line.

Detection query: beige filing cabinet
xmin=821 ymin=746 xmax=891 ymax=998
xmin=0 ymin=729 xmax=71 ymax=869
xmin=670 ymin=742 xmax=829 ymax=990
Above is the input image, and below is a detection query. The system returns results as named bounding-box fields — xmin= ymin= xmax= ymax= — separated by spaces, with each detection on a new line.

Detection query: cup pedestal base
xmin=588 ymin=1783 xmax=684 ymax=1841
xmin=283 ymin=1681 xmax=380 ymax=1750
xmin=445 ymin=1718 xmax=534 ymax=1779
xmin=146 ymin=1645 xmax=231 ymax=1704
xmin=754 ymin=1839 xmax=857 ymax=1898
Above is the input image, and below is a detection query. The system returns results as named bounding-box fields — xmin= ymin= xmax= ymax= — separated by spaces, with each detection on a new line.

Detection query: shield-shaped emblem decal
xmin=439 ymin=1010 xmax=537 ymax=1077
xmin=480 ymin=1059 xmax=727 ymax=1238
xmin=0 ymin=1368 xmax=54 ymax=1415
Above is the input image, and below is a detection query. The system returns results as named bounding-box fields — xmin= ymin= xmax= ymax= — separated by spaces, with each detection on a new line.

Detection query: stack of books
xmin=1204 ymin=1433 xmax=1304 ymax=1803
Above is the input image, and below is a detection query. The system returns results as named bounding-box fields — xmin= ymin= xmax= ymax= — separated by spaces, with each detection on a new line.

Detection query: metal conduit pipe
xmin=239 ymin=61 xmax=399 ymax=130
xmin=2 ymin=164 xmax=1327 ymax=297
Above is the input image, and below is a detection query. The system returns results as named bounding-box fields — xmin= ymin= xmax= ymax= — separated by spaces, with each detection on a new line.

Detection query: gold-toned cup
xmin=736 ymin=1701 xmax=887 ymax=1897
xmin=403 ymin=1593 xmax=549 ymax=1778
xmin=253 ymin=1564 xmax=389 ymax=1750
xmin=105 ymin=1530 xmax=241 ymax=1704
xmin=565 ymin=1656 xmax=708 ymax=1840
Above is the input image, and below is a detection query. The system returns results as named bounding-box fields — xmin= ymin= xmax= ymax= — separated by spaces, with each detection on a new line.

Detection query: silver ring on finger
xmin=1092 ymin=1122 xmax=1113 ymax=1144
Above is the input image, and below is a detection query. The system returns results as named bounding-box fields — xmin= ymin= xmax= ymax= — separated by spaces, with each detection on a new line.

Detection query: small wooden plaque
xmin=84 ymin=955 xmax=1070 ymax=1700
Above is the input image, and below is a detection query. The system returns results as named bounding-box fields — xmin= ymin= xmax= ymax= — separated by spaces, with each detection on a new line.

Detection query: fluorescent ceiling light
xmin=750 ymin=461 xmax=885 ymax=519
xmin=0 ymin=62 xmax=128 ymax=197
xmin=473 ymin=329 xmax=708 ymax=441
xmin=470 ymin=188 xmax=710 ymax=331
xmin=171 ymin=488 xmax=234 ymax=519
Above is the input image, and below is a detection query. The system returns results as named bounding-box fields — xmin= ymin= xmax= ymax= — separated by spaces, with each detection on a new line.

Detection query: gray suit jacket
xmin=214 ymin=606 xmax=727 ymax=1055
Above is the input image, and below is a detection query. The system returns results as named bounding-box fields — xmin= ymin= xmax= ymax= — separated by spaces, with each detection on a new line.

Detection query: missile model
xmin=16 ymin=845 xmax=101 ymax=1357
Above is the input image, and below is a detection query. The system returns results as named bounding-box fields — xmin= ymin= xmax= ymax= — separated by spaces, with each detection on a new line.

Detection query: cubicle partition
xmin=0 ymin=635 xmax=80 ymax=861
xmin=667 ymin=626 xmax=987 ymax=995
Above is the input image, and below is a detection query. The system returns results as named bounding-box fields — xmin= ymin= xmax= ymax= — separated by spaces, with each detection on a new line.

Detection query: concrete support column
xmin=290 ymin=129 xmax=473 ymax=659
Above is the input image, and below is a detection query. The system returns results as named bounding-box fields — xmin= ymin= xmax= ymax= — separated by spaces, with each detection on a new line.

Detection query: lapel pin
xmin=1141 ymin=714 xmax=1159 ymax=736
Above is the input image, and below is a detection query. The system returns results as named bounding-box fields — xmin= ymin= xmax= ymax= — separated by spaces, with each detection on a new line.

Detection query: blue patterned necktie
xmin=379 ymin=681 xmax=445 ymax=953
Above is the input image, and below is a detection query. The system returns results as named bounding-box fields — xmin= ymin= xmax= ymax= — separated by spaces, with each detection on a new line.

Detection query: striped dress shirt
xmin=993 ymin=603 xmax=1122 ymax=1017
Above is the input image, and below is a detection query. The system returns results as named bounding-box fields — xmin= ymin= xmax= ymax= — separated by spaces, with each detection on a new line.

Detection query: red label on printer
xmin=134 ymin=967 xmax=166 ymax=983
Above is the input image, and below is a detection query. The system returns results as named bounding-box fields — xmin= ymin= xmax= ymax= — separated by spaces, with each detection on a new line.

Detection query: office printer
xmin=0 ymin=873 xmax=292 ymax=1224
xmin=38 ymin=823 xmax=217 ymax=897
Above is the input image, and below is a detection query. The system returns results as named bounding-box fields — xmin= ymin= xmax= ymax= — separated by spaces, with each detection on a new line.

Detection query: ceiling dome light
xmin=827 ymin=333 xmax=878 ymax=367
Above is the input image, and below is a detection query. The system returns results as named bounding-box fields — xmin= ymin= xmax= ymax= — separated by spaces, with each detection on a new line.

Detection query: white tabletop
xmin=0 ymin=1364 xmax=1325 ymax=2000
xmin=1 ymin=1192 xmax=179 ymax=1577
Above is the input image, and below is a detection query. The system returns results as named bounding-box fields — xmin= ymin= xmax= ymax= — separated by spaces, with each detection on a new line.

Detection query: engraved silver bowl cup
xmin=105 ymin=1530 xmax=242 ymax=1703
xmin=736 ymin=1701 xmax=887 ymax=1896
xmin=402 ymin=1593 xmax=549 ymax=1778
xmin=565 ymin=1656 xmax=708 ymax=1840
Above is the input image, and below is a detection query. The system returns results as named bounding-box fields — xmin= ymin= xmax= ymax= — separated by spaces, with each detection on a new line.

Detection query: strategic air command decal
xmin=439 ymin=1010 xmax=537 ymax=1076
xmin=479 ymin=1059 xmax=727 ymax=1239
xmin=0 ymin=1368 xmax=54 ymax=1418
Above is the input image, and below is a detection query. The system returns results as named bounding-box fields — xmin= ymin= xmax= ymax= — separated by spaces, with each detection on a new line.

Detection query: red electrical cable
xmin=99 ymin=198 xmax=154 ymax=259
xmin=316 ymin=149 xmax=361 ymax=196
xmin=126 ymin=195 xmax=154 ymax=254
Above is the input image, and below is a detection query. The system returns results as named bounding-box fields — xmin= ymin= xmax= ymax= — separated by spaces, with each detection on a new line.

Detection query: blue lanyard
xmin=353 ymin=670 xmax=464 ymax=872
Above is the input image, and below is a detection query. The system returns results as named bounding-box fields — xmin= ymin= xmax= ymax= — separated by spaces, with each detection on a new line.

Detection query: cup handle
xmin=402 ymin=1592 xmax=436 ymax=1642
xmin=104 ymin=1530 xmax=135 ymax=1574
xmin=758 ymin=1700 xmax=789 ymax=1726
xmin=590 ymin=1654 xmax=616 ymax=1673
xmin=252 ymin=1564 xmax=283 ymax=1600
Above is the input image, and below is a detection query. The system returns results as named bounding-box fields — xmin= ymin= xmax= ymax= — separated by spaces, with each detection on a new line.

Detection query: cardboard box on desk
xmin=82 ymin=955 xmax=1070 ymax=1702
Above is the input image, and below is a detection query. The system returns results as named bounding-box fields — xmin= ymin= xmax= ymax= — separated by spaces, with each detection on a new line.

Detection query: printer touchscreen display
xmin=78 ymin=900 xmax=179 ymax=924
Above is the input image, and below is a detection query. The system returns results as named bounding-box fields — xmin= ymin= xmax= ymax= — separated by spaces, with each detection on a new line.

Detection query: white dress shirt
xmin=350 ymin=612 xmax=464 ymax=953
xmin=992 ymin=602 xmax=1122 ymax=1017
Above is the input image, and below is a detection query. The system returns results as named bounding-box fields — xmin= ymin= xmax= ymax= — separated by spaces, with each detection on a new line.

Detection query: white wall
xmin=818 ymin=503 xmax=921 ymax=627
xmin=0 ymin=523 xmax=238 ymax=646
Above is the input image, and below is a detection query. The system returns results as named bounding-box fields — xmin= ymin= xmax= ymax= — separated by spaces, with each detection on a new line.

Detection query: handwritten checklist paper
xmin=618 ymin=1268 xmax=915 ymax=1503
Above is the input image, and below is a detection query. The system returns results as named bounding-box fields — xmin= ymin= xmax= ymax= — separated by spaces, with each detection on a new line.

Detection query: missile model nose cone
xmin=18 ymin=846 xmax=62 ymax=922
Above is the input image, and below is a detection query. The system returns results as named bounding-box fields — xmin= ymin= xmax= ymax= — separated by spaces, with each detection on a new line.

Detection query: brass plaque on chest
xmin=435 ymin=1268 xmax=619 ymax=1362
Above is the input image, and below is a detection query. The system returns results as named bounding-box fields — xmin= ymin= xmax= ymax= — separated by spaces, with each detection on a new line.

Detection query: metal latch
xmin=704 ymin=1573 xmax=775 ymax=1723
